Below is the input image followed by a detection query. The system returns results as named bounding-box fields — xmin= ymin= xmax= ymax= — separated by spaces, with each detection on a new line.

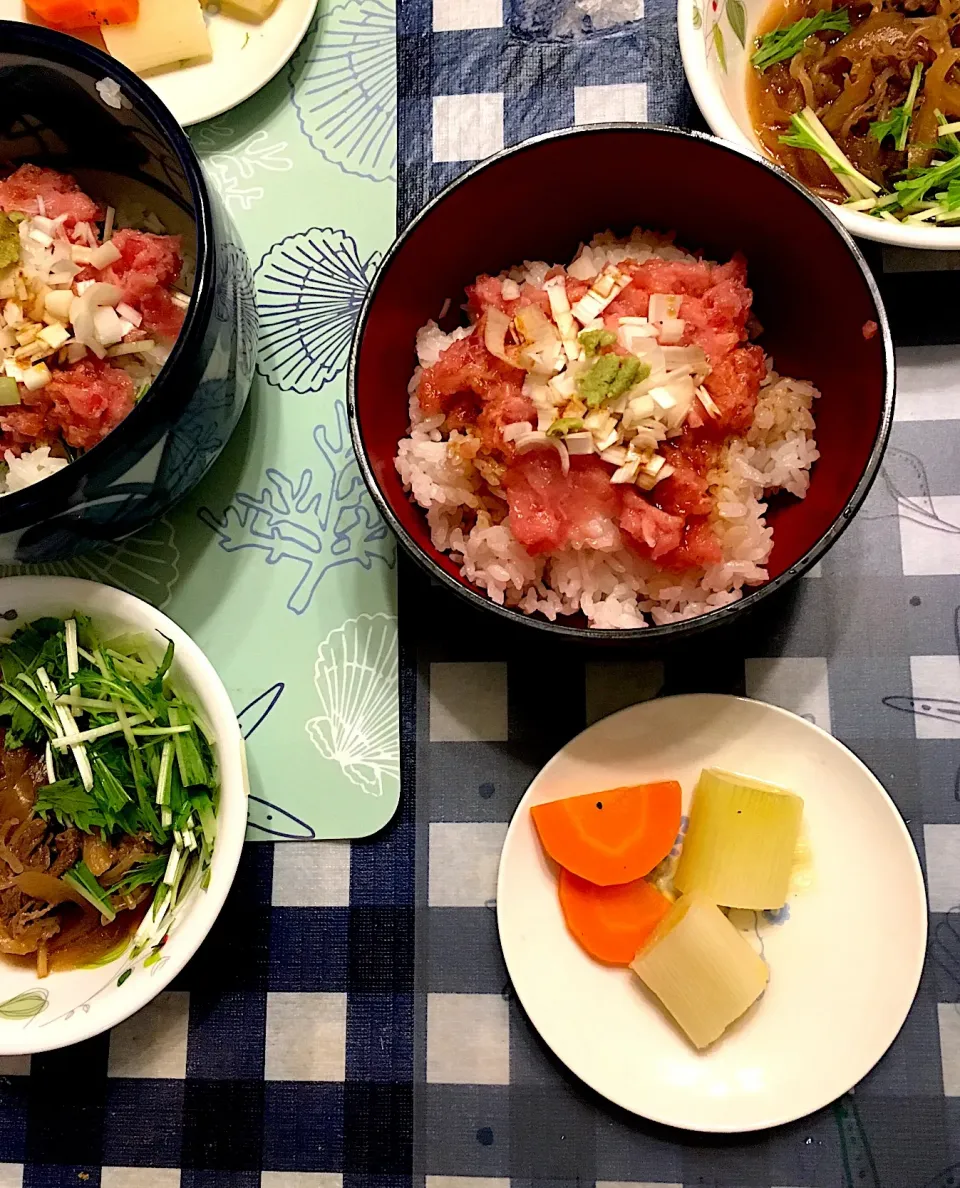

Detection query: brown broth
xmin=4 ymin=901 xmax=148 ymax=976
xmin=747 ymin=0 xmax=844 ymax=196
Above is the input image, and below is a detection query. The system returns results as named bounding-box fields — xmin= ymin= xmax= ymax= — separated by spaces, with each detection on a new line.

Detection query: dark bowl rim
xmin=347 ymin=121 xmax=896 ymax=643
xmin=0 ymin=20 xmax=213 ymax=522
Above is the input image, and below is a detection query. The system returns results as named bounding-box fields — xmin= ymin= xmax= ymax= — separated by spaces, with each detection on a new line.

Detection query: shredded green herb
xmin=869 ymin=64 xmax=923 ymax=152
xmin=0 ymin=616 xmax=219 ymax=961
xmin=63 ymin=859 xmax=117 ymax=922
xmin=751 ymin=7 xmax=849 ymax=72
xmin=780 ymin=108 xmax=879 ymax=201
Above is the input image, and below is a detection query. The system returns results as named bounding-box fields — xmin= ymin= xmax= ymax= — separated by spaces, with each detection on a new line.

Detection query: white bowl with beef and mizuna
xmin=0 ymin=576 xmax=245 ymax=1054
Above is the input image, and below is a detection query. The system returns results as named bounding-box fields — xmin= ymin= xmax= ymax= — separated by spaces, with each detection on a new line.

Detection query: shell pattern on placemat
xmin=255 ymin=227 xmax=381 ymax=393
xmin=305 ymin=613 xmax=399 ymax=797
xmin=0 ymin=518 xmax=180 ymax=608
xmin=289 ymin=0 xmax=397 ymax=183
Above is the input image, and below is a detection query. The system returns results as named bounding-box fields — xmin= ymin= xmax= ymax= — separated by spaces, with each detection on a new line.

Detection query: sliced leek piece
xmin=630 ymin=892 xmax=768 ymax=1049
xmin=674 ymin=768 xmax=803 ymax=910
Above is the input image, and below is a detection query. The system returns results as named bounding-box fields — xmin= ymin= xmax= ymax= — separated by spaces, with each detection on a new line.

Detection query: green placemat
xmin=3 ymin=0 xmax=400 ymax=842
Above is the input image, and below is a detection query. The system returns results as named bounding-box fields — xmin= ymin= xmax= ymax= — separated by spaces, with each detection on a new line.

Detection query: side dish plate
xmin=497 ymin=693 xmax=927 ymax=1132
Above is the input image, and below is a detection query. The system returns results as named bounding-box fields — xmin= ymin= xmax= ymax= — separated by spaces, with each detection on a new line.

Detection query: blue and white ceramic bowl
xmin=0 ymin=23 xmax=258 ymax=563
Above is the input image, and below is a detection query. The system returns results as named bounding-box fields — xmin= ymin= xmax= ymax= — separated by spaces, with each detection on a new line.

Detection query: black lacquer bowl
xmin=0 ymin=22 xmax=257 ymax=562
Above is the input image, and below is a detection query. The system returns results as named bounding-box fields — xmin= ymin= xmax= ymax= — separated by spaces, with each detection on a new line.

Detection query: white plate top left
xmin=0 ymin=0 xmax=318 ymax=126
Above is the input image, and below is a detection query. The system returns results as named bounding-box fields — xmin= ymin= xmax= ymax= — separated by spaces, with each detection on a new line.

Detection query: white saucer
xmin=0 ymin=0 xmax=318 ymax=125
xmin=496 ymin=694 xmax=927 ymax=1133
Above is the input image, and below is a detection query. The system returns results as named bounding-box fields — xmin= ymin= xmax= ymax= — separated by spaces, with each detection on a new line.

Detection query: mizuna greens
xmin=0 ymin=615 xmax=218 ymax=969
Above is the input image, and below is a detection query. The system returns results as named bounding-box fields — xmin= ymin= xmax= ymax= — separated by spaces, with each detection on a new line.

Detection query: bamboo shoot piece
xmin=674 ymin=768 xmax=803 ymax=910
xmin=630 ymin=892 xmax=768 ymax=1049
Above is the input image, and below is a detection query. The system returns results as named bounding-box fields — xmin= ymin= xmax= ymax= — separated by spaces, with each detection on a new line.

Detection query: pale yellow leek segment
xmin=674 ymin=768 xmax=804 ymax=910
xmin=630 ymin=893 xmax=769 ymax=1049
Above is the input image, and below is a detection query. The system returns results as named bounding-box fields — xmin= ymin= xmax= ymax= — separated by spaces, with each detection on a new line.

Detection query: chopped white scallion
xmin=161 ymin=805 xmax=173 ymax=828
xmin=44 ymin=741 xmax=55 ymax=785
xmin=570 ymin=264 xmax=629 ymax=324
xmin=610 ymin=456 xmax=642 ymax=484
xmin=70 ymin=283 xmax=122 ymax=358
xmin=514 ymin=431 xmax=570 ymax=475
xmin=51 ymin=713 xmax=150 ymax=749
xmin=515 ymin=305 xmax=564 ymax=375
xmin=21 ymin=363 xmax=51 ymax=392
xmin=548 ymin=370 xmax=578 ymax=402
xmin=544 ymin=275 xmax=580 ymax=360
xmin=648 ymin=294 xmax=683 ymax=324
xmin=107 ymin=339 xmax=156 ymax=358
xmin=657 ymin=318 xmax=686 ymax=345
xmin=35 ymin=666 xmax=93 ymax=792
xmin=116 ymin=302 xmax=142 ymax=327
xmin=697 ymin=387 xmax=721 ymax=418
xmin=38 ymin=324 xmax=70 ymax=351
xmin=564 ymin=431 xmax=595 ymax=455
xmin=163 ymin=846 xmax=182 ymax=887
xmin=584 ymin=409 xmax=615 ymax=433
xmin=600 ymin=445 xmax=628 ymax=466
xmin=483 ymin=307 xmax=512 ymax=364
xmin=622 ymin=394 xmax=656 ymax=428
xmin=93 ymin=305 xmax=125 ymax=347
xmin=65 ymin=618 xmax=80 ymax=700
xmin=501 ymin=421 xmax=533 ymax=443
xmin=88 ymin=240 xmax=122 ymax=270
xmin=44 ymin=289 xmax=74 ymax=320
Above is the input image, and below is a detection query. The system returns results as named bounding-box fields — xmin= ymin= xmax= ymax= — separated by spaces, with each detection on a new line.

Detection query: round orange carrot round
xmin=558 ymin=868 xmax=672 ymax=965
xmin=531 ymin=781 xmax=681 ymax=885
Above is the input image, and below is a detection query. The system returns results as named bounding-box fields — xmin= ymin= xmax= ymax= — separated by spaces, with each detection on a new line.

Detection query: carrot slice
xmin=531 ymin=781 xmax=681 ymax=885
xmin=558 ymin=868 xmax=672 ymax=965
xmin=26 ymin=0 xmax=137 ymax=29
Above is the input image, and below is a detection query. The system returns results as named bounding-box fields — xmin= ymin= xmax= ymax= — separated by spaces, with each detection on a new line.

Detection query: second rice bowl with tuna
xmin=395 ymin=229 xmax=821 ymax=629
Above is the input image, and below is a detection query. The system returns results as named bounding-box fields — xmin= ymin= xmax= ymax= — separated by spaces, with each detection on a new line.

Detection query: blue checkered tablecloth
xmin=3 ymin=0 xmax=960 ymax=1185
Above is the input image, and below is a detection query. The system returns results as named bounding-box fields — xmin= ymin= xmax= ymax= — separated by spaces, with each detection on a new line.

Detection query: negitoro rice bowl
xmin=396 ymin=229 xmax=838 ymax=630
xmin=0 ymin=164 xmax=189 ymax=496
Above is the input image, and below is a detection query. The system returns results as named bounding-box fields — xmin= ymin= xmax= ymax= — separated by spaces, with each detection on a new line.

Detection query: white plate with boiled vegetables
xmin=1 ymin=0 xmax=317 ymax=126
xmin=496 ymin=693 xmax=927 ymax=1132
xmin=0 ymin=577 xmax=245 ymax=1055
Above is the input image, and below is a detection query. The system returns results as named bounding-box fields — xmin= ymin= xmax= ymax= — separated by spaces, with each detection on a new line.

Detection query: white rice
xmin=395 ymin=231 xmax=820 ymax=630
xmin=0 ymin=446 xmax=69 ymax=494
